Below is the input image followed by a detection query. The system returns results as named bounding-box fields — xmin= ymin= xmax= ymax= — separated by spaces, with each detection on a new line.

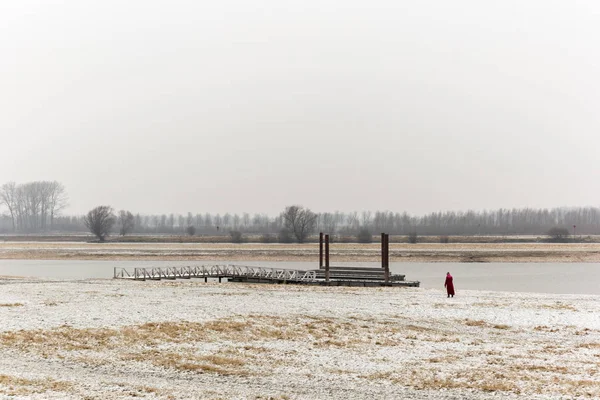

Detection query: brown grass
xmin=465 ymin=319 xmax=487 ymax=327
xmin=0 ymin=315 xmax=406 ymax=377
xmin=123 ymin=351 xmax=248 ymax=376
xmin=540 ymin=302 xmax=577 ymax=311
xmin=1 ymin=310 xmax=597 ymax=398
xmin=362 ymin=368 xmax=521 ymax=393
xmin=0 ymin=374 xmax=72 ymax=396
xmin=463 ymin=319 xmax=510 ymax=330
xmin=511 ymin=364 xmax=569 ymax=374
xmin=0 ymin=303 xmax=23 ymax=307
xmin=577 ymin=342 xmax=600 ymax=349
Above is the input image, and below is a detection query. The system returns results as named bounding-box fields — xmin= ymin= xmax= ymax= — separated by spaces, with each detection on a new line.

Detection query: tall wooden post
xmin=381 ymin=233 xmax=385 ymax=269
xmin=384 ymin=233 xmax=390 ymax=283
xmin=319 ymin=232 xmax=324 ymax=269
xmin=325 ymin=234 xmax=330 ymax=282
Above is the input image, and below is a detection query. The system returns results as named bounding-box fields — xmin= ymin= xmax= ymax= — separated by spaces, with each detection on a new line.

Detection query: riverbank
xmin=1 ymin=242 xmax=599 ymax=262
xmin=0 ymin=278 xmax=598 ymax=399
xmin=2 ymin=234 xmax=600 ymax=244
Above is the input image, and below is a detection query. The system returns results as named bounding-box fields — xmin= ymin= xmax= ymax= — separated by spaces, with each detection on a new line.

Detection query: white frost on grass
xmin=0 ymin=278 xmax=599 ymax=399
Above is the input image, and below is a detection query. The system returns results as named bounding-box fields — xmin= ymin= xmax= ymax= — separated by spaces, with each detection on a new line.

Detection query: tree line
xmin=1 ymin=181 xmax=599 ymax=238
xmin=45 ymin=206 xmax=600 ymax=236
xmin=71 ymin=204 xmax=600 ymax=242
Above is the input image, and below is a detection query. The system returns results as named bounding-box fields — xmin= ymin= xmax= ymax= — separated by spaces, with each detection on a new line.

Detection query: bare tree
xmin=118 ymin=210 xmax=135 ymax=236
xmin=84 ymin=206 xmax=116 ymax=241
xmin=281 ymin=205 xmax=317 ymax=243
xmin=0 ymin=182 xmax=18 ymax=231
xmin=320 ymin=212 xmax=338 ymax=235
xmin=0 ymin=181 xmax=67 ymax=232
xmin=361 ymin=211 xmax=372 ymax=227
xmin=47 ymin=181 xmax=68 ymax=229
xmin=347 ymin=211 xmax=359 ymax=232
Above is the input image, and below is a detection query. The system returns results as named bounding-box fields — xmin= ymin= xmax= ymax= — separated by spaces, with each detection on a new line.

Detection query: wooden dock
xmin=113 ymin=264 xmax=420 ymax=287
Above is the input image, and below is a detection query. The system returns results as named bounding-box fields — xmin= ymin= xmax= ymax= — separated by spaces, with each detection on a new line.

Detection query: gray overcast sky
xmin=1 ymin=0 xmax=599 ymax=216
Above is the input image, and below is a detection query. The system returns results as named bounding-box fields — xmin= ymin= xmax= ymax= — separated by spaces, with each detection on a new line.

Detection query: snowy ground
xmin=0 ymin=278 xmax=599 ymax=399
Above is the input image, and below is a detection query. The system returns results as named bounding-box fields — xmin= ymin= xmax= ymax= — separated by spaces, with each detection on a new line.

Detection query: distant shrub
xmin=229 ymin=230 xmax=244 ymax=243
xmin=186 ymin=225 xmax=196 ymax=236
xmin=259 ymin=233 xmax=276 ymax=243
xmin=408 ymin=231 xmax=418 ymax=244
xmin=546 ymin=227 xmax=569 ymax=242
xmin=356 ymin=228 xmax=373 ymax=243
xmin=278 ymin=229 xmax=294 ymax=243
xmin=439 ymin=235 xmax=449 ymax=244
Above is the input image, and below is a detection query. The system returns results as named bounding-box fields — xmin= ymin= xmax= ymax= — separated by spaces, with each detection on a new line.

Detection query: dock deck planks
xmin=113 ymin=265 xmax=419 ymax=287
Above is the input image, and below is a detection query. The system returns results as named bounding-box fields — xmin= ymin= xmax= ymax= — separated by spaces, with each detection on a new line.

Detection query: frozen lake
xmin=0 ymin=260 xmax=599 ymax=295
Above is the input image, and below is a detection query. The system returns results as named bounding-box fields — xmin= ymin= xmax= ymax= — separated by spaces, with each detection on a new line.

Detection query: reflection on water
xmin=0 ymin=260 xmax=599 ymax=295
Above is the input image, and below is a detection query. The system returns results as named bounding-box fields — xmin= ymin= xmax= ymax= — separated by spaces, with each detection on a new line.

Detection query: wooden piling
xmin=381 ymin=233 xmax=385 ymax=269
xmin=384 ymin=233 xmax=390 ymax=283
xmin=319 ymin=232 xmax=324 ymax=269
xmin=325 ymin=234 xmax=330 ymax=282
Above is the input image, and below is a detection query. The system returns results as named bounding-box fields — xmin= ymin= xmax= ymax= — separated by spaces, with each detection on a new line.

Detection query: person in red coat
xmin=444 ymin=272 xmax=455 ymax=298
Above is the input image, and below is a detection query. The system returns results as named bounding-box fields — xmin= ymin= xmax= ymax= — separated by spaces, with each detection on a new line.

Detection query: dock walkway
xmin=113 ymin=265 xmax=419 ymax=287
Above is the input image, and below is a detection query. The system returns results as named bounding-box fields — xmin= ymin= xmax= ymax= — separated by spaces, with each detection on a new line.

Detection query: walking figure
xmin=445 ymin=272 xmax=455 ymax=298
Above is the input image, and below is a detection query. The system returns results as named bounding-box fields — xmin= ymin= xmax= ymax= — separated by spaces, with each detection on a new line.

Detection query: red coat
xmin=444 ymin=274 xmax=455 ymax=296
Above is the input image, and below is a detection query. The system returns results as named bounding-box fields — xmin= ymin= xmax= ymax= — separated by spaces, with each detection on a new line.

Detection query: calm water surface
xmin=0 ymin=260 xmax=598 ymax=295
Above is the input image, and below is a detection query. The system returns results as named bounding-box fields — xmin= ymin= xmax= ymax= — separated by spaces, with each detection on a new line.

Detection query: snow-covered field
xmin=0 ymin=278 xmax=599 ymax=399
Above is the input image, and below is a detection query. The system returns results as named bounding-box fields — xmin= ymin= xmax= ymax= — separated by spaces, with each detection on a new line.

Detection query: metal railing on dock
xmin=113 ymin=264 xmax=420 ymax=287
xmin=114 ymin=265 xmax=318 ymax=282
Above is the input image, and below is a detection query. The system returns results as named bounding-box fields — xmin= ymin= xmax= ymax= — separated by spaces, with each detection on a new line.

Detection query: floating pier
xmin=113 ymin=264 xmax=419 ymax=287
xmin=113 ymin=232 xmax=419 ymax=287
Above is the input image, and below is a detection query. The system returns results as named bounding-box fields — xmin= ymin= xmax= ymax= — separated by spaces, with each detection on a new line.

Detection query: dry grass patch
xmin=110 ymin=382 xmax=166 ymax=397
xmin=472 ymin=301 xmax=509 ymax=308
xmin=0 ymin=374 xmax=72 ymax=396
xmin=123 ymin=351 xmax=249 ymax=376
xmin=540 ymin=302 xmax=577 ymax=311
xmin=363 ymin=368 xmax=521 ymax=393
xmin=577 ymin=342 xmax=600 ymax=349
xmin=427 ymin=355 xmax=459 ymax=363
xmin=405 ymin=324 xmax=435 ymax=333
xmin=533 ymin=325 xmax=559 ymax=333
xmin=511 ymin=364 xmax=569 ymax=374
xmin=0 ymin=303 xmax=23 ymax=307
xmin=463 ymin=319 xmax=510 ymax=330
xmin=431 ymin=336 xmax=460 ymax=343
xmin=464 ymin=319 xmax=487 ymax=327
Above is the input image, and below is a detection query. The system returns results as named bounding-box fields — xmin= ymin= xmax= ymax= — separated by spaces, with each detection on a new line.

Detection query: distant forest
xmin=1 ymin=181 xmax=599 ymax=237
